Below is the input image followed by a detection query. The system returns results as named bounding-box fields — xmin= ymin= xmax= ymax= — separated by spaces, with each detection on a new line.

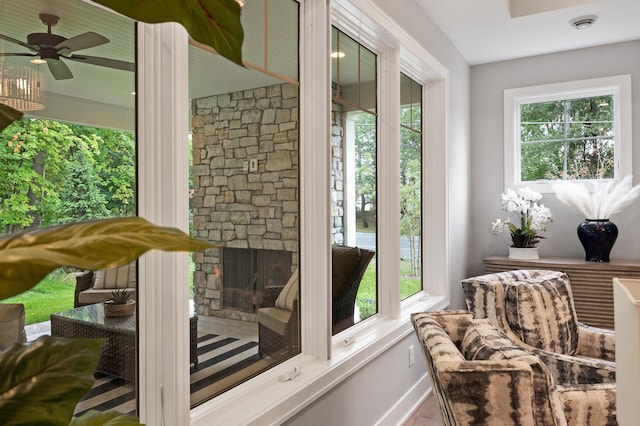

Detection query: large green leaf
xmin=0 ymin=216 xmax=219 ymax=299
xmin=93 ymin=0 xmax=244 ymax=66
xmin=0 ymin=336 xmax=105 ymax=425
xmin=0 ymin=104 xmax=22 ymax=132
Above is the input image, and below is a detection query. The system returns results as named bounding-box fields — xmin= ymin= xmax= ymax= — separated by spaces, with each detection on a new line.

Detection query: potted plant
xmin=491 ymin=187 xmax=552 ymax=259
xmin=0 ymin=217 xmax=219 ymax=424
xmin=104 ymin=289 xmax=136 ymax=317
xmin=552 ymin=176 xmax=640 ymax=262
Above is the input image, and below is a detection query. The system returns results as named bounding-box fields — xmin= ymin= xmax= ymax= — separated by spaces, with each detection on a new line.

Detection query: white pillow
xmin=94 ymin=262 xmax=136 ymax=289
xmin=275 ymin=270 xmax=299 ymax=311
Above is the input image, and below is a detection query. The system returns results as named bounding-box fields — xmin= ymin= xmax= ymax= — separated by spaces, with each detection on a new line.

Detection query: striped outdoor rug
xmin=74 ymin=333 xmax=259 ymax=416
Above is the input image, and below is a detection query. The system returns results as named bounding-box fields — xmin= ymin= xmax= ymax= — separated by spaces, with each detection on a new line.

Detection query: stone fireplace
xmin=191 ymin=82 xmax=299 ymax=321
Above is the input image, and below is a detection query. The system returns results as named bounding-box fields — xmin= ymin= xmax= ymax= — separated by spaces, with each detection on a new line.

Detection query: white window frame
xmin=136 ymin=0 xmax=450 ymax=424
xmin=504 ymin=75 xmax=632 ymax=193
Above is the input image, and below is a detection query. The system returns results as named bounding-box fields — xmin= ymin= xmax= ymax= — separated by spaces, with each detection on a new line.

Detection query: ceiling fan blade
xmin=0 ymin=33 xmax=39 ymax=52
xmin=0 ymin=53 xmax=37 ymax=57
xmin=46 ymin=58 xmax=73 ymax=80
xmin=55 ymin=32 xmax=109 ymax=53
xmin=66 ymin=54 xmax=134 ymax=72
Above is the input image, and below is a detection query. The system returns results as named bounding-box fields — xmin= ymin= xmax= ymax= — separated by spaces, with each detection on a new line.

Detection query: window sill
xmin=190 ymin=294 xmax=448 ymax=425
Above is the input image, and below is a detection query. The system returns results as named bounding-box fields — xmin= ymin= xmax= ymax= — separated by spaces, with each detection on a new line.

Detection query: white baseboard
xmin=375 ymin=373 xmax=431 ymax=426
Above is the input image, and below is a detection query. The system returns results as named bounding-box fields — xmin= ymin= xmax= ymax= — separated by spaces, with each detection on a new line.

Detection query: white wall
xmin=285 ymin=0 xmax=471 ymax=423
xmin=470 ymin=40 xmax=640 ymax=276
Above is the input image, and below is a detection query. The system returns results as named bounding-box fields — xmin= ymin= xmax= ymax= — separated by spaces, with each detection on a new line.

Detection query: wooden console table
xmin=484 ymin=256 xmax=640 ymax=330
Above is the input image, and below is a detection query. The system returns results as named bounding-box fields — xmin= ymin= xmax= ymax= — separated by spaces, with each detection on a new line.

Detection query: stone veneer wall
xmin=191 ymin=83 xmax=299 ymax=321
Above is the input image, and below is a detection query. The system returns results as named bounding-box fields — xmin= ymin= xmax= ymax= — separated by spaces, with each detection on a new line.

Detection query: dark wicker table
xmin=51 ymin=303 xmax=198 ymax=381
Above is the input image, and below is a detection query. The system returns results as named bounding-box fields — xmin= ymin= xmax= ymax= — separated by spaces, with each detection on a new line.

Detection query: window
xmin=189 ymin=0 xmax=300 ymax=406
xmin=331 ymin=26 xmax=378 ymax=331
xmin=504 ymin=75 xmax=632 ymax=193
xmin=400 ymin=73 xmax=422 ymax=300
xmin=138 ymin=0 xmax=451 ymax=422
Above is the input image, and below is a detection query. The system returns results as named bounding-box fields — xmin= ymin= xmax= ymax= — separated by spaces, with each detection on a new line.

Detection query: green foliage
xmin=0 ymin=336 xmax=106 ymax=426
xmin=400 ymin=106 xmax=422 ymax=278
xmin=107 ymin=289 xmax=133 ymax=305
xmin=356 ymin=261 xmax=376 ymax=320
xmin=353 ymin=113 xmax=377 ymax=228
xmin=0 ymin=104 xmax=22 ymax=133
xmin=0 ymin=217 xmax=218 ymax=299
xmin=93 ymin=0 xmax=244 ymax=66
xmin=3 ymin=270 xmax=74 ymax=324
xmin=520 ymin=95 xmax=615 ymax=181
xmin=0 ymin=119 xmax=136 ymax=233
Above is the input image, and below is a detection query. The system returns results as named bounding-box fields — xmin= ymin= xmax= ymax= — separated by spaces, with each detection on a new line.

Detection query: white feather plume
xmin=552 ymin=176 xmax=640 ymax=219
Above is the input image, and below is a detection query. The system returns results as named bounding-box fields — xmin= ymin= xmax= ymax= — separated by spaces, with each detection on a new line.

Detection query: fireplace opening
xmin=221 ymin=248 xmax=292 ymax=313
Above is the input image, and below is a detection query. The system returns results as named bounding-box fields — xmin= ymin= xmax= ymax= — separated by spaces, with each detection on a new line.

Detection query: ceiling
xmin=416 ymin=0 xmax=640 ymax=65
xmin=0 ymin=0 xmax=296 ymax=131
xmin=4 ymin=0 xmax=639 ymax=130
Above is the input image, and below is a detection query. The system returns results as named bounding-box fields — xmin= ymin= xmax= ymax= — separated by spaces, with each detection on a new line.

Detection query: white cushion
xmin=275 ymin=270 xmax=298 ymax=311
xmin=94 ymin=262 xmax=136 ymax=290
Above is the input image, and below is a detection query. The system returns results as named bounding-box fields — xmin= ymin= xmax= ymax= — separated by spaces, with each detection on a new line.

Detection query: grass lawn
xmin=3 ymin=269 xmax=75 ymax=325
xmin=355 ymin=258 xmax=422 ymax=319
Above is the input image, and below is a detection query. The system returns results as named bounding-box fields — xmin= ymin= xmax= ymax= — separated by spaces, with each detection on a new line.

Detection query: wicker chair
xmin=0 ymin=303 xmax=27 ymax=350
xmin=331 ymin=245 xmax=375 ymax=334
xmin=257 ymin=246 xmax=375 ymax=359
xmin=74 ymin=261 xmax=137 ymax=307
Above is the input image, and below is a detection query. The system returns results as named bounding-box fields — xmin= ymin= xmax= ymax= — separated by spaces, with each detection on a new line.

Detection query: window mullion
xmin=377 ymin=48 xmax=401 ymax=319
xmin=137 ymin=21 xmax=191 ymax=425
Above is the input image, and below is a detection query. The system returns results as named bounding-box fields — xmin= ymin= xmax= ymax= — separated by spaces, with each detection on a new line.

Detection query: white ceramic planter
xmin=508 ymin=247 xmax=539 ymax=260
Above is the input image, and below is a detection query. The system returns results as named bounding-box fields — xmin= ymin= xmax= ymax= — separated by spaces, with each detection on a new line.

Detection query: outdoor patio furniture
xmin=51 ymin=303 xmax=198 ymax=380
xmin=256 ymin=245 xmax=375 ymax=359
xmin=0 ymin=303 xmax=27 ymax=350
xmin=74 ymin=261 xmax=137 ymax=307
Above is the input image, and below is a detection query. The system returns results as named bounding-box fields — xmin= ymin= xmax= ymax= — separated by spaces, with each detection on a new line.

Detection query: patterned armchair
xmin=411 ymin=310 xmax=617 ymax=426
xmin=461 ymin=270 xmax=615 ymax=385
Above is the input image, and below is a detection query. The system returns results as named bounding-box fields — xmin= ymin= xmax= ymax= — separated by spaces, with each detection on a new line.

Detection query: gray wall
xmin=470 ymin=40 xmax=640 ymax=276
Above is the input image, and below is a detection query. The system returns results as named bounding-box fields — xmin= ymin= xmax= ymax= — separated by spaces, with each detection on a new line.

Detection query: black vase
xmin=576 ymin=219 xmax=618 ymax=262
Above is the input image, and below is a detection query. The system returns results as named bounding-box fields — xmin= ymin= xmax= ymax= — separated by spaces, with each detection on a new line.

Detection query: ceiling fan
xmin=0 ymin=13 xmax=134 ymax=80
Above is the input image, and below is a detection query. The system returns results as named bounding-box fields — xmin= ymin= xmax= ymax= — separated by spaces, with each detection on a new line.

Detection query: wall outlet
xmin=249 ymin=158 xmax=258 ymax=172
xmin=242 ymin=160 xmax=249 ymax=172
xmin=409 ymin=345 xmax=415 ymax=367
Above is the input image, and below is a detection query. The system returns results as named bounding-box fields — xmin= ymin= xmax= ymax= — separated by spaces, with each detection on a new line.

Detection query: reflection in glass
xmin=400 ymin=73 xmax=423 ymax=299
xmin=0 ymin=0 xmax=137 ymax=418
xmin=331 ymin=27 xmax=377 ymax=332
xmin=189 ymin=0 xmax=300 ymax=407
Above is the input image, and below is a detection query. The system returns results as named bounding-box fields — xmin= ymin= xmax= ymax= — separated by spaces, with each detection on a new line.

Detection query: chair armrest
xmin=74 ymin=270 xmax=94 ymax=308
xmin=534 ymin=349 xmax=616 ymax=385
xmin=557 ymin=383 xmax=617 ymax=426
xmin=578 ymin=323 xmax=615 ymax=362
xmin=438 ymin=360 xmax=538 ymax=426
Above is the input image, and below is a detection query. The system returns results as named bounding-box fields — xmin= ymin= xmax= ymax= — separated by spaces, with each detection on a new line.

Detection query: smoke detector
xmin=569 ymin=15 xmax=598 ymax=30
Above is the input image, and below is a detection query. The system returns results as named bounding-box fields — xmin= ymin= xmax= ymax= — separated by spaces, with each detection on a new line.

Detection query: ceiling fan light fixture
xmin=569 ymin=15 xmax=598 ymax=30
xmin=0 ymin=64 xmax=45 ymax=111
xmin=30 ymin=58 xmax=47 ymax=65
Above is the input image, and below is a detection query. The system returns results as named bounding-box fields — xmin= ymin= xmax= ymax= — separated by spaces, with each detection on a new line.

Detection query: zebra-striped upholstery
xmin=411 ymin=310 xmax=617 ymax=426
xmin=461 ymin=270 xmax=616 ymax=385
